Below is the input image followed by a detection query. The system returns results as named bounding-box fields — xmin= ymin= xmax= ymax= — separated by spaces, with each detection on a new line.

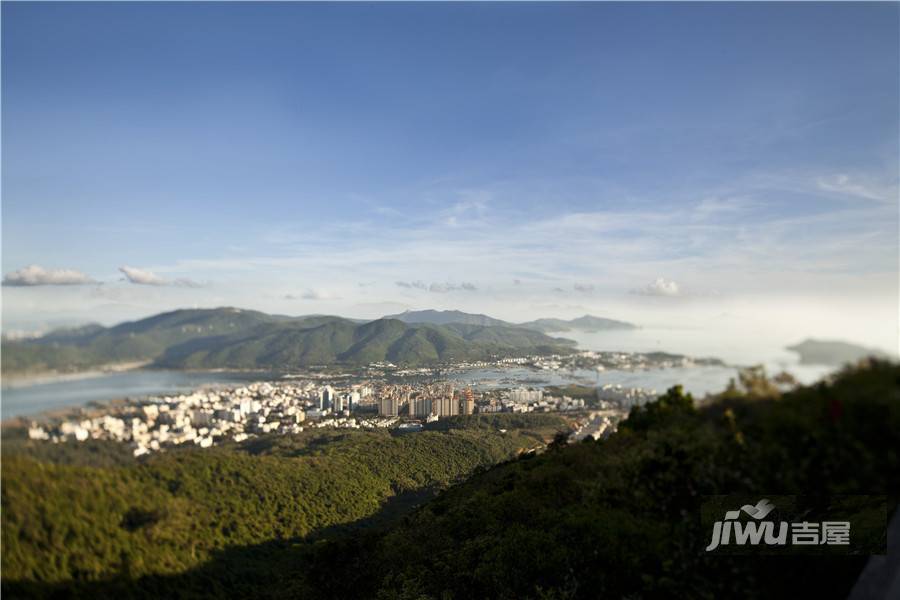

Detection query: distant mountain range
xmin=517 ymin=315 xmax=638 ymax=333
xmin=385 ymin=309 xmax=637 ymax=333
xmin=1 ymin=308 xmax=576 ymax=374
xmin=786 ymin=338 xmax=894 ymax=366
xmin=383 ymin=309 xmax=509 ymax=328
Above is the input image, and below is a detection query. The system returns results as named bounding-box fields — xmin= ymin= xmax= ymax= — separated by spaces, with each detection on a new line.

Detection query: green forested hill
xmin=154 ymin=318 xmax=574 ymax=369
xmin=1 ymin=308 xmax=575 ymax=374
xmin=1 ymin=308 xmax=296 ymax=373
xmin=1 ymin=420 xmax=563 ymax=591
xmin=309 ymin=361 xmax=898 ymax=600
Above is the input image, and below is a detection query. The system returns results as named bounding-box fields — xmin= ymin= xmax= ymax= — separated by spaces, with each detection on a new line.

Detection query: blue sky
xmin=2 ymin=2 xmax=898 ymax=350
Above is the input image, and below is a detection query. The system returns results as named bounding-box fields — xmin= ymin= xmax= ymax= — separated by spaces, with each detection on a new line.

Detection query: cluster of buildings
xmin=596 ymin=383 xmax=659 ymax=408
xmin=485 ymin=351 xmax=702 ymax=373
xmin=570 ymin=411 xmax=620 ymax=442
xmin=383 ymin=354 xmax=570 ymax=378
xmin=24 ymin=369 xmax=649 ymax=456
xmin=508 ymin=388 xmax=544 ymax=404
xmin=26 ymin=380 xmax=491 ymax=455
xmin=558 ymin=350 xmax=722 ymax=372
xmin=376 ymin=382 xmax=476 ymax=418
xmin=485 ymin=387 xmax=613 ymax=414
xmin=27 ymin=381 xmax=377 ymax=456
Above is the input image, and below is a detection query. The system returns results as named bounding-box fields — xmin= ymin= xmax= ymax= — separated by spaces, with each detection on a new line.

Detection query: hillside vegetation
xmin=307 ymin=360 xmax=897 ymax=600
xmin=1 ymin=308 xmax=575 ymax=375
xmin=1 ymin=421 xmax=562 ymax=592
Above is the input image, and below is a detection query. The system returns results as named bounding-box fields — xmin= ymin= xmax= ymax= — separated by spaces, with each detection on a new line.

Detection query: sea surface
xmin=1 ymin=328 xmax=834 ymax=419
xmin=1 ymin=370 xmax=274 ymax=419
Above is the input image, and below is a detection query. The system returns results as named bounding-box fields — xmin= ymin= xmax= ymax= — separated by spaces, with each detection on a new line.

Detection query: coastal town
xmin=13 ymin=347 xmax=727 ymax=456
xmin=24 ymin=370 xmax=638 ymax=456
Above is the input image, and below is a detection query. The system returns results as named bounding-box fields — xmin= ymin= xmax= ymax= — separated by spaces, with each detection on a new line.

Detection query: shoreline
xmin=0 ymin=361 xmax=152 ymax=389
xmin=1 ymin=359 xmax=826 ymax=428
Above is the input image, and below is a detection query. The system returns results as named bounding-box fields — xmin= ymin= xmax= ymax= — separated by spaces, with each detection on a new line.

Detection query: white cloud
xmin=632 ymin=278 xmax=681 ymax=297
xmin=119 ymin=266 xmax=167 ymax=285
xmin=119 ymin=266 xmax=201 ymax=287
xmin=573 ymin=283 xmax=595 ymax=292
xmin=3 ymin=265 xmax=96 ymax=286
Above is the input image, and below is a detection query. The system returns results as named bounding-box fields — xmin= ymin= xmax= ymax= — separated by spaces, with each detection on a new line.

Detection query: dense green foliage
xmin=2 ymin=426 xmax=541 ymax=591
xmin=423 ymin=413 xmax=569 ymax=443
xmin=0 ymin=341 xmax=106 ymax=374
xmin=1 ymin=308 xmax=288 ymax=374
xmin=1 ymin=438 xmax=138 ymax=469
xmin=156 ymin=319 xmax=573 ymax=369
xmin=2 ymin=308 xmax=574 ymax=374
xmin=3 ymin=363 xmax=897 ymax=599
xmin=311 ymin=361 xmax=895 ymax=600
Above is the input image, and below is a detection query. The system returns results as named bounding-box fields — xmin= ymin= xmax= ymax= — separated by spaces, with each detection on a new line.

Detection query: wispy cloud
xmin=3 ymin=265 xmax=97 ymax=286
xmin=816 ymin=173 xmax=897 ymax=203
xmin=110 ymin=166 xmax=896 ymax=308
xmin=441 ymin=190 xmax=490 ymax=227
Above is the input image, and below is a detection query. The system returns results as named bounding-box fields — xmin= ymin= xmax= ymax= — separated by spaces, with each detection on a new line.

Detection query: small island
xmin=786 ymin=338 xmax=894 ymax=366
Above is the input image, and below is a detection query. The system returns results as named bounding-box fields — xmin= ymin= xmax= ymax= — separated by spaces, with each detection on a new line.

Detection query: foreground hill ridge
xmin=1 ymin=307 xmax=578 ymax=374
xmin=318 ymin=361 xmax=899 ymax=599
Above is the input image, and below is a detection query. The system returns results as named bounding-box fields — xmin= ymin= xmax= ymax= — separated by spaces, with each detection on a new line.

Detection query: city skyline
xmin=2 ymin=2 xmax=898 ymax=352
